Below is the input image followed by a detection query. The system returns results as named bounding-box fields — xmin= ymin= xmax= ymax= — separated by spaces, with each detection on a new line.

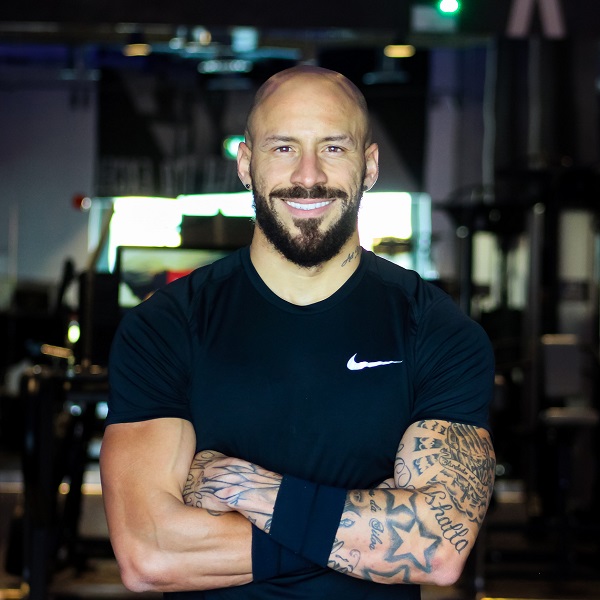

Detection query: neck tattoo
xmin=341 ymin=246 xmax=361 ymax=267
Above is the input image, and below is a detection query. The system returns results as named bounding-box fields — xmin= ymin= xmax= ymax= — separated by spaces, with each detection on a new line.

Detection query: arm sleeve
xmin=106 ymin=287 xmax=193 ymax=425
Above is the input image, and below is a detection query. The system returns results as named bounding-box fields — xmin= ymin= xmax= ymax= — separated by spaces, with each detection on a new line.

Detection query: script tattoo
xmin=412 ymin=421 xmax=495 ymax=552
xmin=341 ymin=245 xmax=361 ymax=267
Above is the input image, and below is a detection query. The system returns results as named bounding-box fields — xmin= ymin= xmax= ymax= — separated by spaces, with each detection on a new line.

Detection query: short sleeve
xmin=106 ymin=287 xmax=193 ymax=425
xmin=411 ymin=293 xmax=495 ymax=430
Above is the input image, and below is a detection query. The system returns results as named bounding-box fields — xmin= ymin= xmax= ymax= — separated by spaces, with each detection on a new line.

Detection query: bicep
xmin=100 ymin=417 xmax=196 ymax=542
xmin=395 ymin=419 xmax=495 ymax=526
xmin=100 ymin=416 xmax=195 ymax=491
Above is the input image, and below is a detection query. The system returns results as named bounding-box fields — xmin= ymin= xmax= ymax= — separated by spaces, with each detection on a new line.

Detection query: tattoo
xmin=414 ymin=437 xmax=443 ymax=451
xmin=413 ymin=455 xmax=437 ymax=476
xmin=394 ymin=444 xmax=413 ymax=489
xmin=330 ymin=538 xmax=361 ymax=574
xmin=330 ymin=489 xmax=442 ymax=582
xmin=183 ymin=452 xmax=280 ymax=531
xmin=369 ymin=519 xmax=384 ymax=550
xmin=422 ymin=488 xmax=470 ymax=553
xmin=183 ymin=450 xmax=223 ymax=511
xmin=408 ymin=422 xmax=495 ymax=554
xmin=341 ymin=245 xmax=361 ymax=267
xmin=416 ymin=420 xmax=447 ymax=435
xmin=329 ymin=421 xmax=494 ymax=583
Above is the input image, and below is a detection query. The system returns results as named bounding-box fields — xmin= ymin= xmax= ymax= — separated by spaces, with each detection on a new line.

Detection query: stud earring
xmin=245 ymin=183 xmax=251 ymax=190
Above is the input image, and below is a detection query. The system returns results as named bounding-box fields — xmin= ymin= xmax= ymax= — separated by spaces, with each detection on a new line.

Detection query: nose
xmin=290 ymin=150 xmax=327 ymax=190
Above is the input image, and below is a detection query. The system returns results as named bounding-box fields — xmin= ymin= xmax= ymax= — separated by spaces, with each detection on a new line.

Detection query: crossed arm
xmin=99 ymin=418 xmax=253 ymax=592
xmin=183 ymin=419 xmax=496 ymax=586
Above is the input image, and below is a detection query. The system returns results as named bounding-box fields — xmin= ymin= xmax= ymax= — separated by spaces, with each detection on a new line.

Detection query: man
xmin=100 ymin=65 xmax=496 ymax=599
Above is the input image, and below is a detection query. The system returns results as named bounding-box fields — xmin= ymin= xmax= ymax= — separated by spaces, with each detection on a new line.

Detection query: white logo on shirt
xmin=346 ymin=353 xmax=403 ymax=371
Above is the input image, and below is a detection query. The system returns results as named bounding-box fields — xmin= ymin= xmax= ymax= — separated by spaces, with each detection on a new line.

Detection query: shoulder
xmin=362 ymin=250 xmax=492 ymax=357
xmin=113 ymin=248 xmax=247 ymax=355
xmin=363 ymin=250 xmax=455 ymax=316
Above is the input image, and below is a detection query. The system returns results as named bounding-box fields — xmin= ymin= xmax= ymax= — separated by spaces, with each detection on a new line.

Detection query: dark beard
xmin=253 ymin=184 xmax=362 ymax=268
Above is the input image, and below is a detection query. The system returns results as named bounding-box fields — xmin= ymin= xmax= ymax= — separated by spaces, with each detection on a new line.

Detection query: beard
xmin=252 ymin=181 xmax=364 ymax=268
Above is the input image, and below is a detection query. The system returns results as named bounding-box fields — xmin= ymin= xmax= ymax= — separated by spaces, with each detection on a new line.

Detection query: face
xmin=239 ymin=70 xmax=378 ymax=268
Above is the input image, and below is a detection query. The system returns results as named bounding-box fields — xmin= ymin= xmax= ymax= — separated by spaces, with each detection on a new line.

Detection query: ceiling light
xmin=383 ymin=45 xmax=416 ymax=58
xmin=123 ymin=31 xmax=152 ymax=57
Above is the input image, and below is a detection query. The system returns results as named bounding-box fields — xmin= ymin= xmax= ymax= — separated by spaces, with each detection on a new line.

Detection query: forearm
xmin=107 ymin=492 xmax=252 ymax=592
xmin=192 ymin=421 xmax=495 ymax=587
xmin=203 ymin=469 xmax=473 ymax=586
xmin=328 ymin=486 xmax=474 ymax=585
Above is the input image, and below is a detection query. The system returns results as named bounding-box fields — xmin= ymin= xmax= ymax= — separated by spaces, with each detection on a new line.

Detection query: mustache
xmin=269 ymin=185 xmax=349 ymax=201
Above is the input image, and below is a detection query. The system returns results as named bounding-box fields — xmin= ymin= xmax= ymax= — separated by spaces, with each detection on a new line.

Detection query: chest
xmin=189 ymin=286 xmax=415 ymax=488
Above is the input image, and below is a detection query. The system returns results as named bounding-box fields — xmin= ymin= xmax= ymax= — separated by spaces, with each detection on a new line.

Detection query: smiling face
xmin=239 ymin=67 xmax=379 ymax=268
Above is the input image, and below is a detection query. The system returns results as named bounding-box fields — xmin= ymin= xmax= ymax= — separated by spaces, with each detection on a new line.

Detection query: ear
xmin=363 ymin=143 xmax=379 ymax=191
xmin=237 ymin=141 xmax=252 ymax=188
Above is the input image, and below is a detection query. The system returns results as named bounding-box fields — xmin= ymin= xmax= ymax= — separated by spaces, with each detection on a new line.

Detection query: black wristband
xmin=269 ymin=474 xmax=347 ymax=567
xmin=251 ymin=526 xmax=315 ymax=581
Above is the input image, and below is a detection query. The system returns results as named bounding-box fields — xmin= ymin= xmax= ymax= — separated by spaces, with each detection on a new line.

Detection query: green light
xmin=222 ymin=135 xmax=245 ymax=160
xmin=438 ymin=0 xmax=460 ymax=13
xmin=67 ymin=320 xmax=81 ymax=344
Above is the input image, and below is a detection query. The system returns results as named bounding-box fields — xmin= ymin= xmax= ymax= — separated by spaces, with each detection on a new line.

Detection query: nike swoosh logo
xmin=347 ymin=354 xmax=403 ymax=371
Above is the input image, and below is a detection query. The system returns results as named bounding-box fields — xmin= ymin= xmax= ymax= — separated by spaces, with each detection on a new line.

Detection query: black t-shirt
xmin=107 ymin=247 xmax=495 ymax=599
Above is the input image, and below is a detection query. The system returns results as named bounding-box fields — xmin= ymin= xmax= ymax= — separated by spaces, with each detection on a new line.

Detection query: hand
xmin=183 ymin=451 xmax=281 ymax=531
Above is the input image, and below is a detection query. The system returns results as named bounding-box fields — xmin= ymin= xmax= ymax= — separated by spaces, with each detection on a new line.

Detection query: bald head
xmin=245 ymin=65 xmax=372 ymax=148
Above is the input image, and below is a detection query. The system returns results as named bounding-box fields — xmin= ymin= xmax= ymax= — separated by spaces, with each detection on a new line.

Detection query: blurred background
xmin=1 ymin=1 xmax=600 ymax=598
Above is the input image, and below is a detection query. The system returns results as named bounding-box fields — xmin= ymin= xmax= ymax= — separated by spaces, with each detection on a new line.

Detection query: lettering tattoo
xmin=369 ymin=519 xmax=384 ymax=550
xmin=408 ymin=421 xmax=495 ymax=548
xmin=341 ymin=245 xmax=361 ymax=267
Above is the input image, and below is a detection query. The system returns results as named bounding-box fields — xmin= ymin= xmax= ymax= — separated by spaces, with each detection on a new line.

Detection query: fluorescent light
xmin=383 ymin=45 xmax=416 ymax=59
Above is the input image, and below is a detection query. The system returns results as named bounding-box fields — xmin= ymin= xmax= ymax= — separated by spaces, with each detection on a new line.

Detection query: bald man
xmin=100 ymin=66 xmax=495 ymax=599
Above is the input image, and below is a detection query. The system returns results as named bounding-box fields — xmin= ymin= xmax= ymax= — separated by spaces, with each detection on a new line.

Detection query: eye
xmin=274 ymin=146 xmax=293 ymax=153
xmin=325 ymin=145 xmax=344 ymax=153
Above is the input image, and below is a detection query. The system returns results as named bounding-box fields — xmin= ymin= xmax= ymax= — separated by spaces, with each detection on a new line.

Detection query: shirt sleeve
xmin=411 ymin=290 xmax=495 ymax=430
xmin=106 ymin=286 xmax=193 ymax=426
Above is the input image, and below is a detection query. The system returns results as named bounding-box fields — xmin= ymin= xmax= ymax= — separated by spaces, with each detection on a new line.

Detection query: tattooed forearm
xmin=185 ymin=420 xmax=495 ymax=587
xmin=183 ymin=451 xmax=280 ymax=530
xmin=328 ymin=420 xmax=495 ymax=585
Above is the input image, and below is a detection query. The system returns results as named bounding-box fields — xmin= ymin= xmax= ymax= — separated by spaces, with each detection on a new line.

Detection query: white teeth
xmin=286 ymin=200 xmax=332 ymax=211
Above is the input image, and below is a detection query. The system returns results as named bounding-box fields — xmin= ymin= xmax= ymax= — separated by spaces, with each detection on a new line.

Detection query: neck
xmin=249 ymin=231 xmax=362 ymax=306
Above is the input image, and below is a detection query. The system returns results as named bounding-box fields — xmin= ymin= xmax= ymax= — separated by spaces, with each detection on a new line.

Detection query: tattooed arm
xmin=184 ymin=419 xmax=495 ymax=587
xmin=329 ymin=420 xmax=495 ymax=585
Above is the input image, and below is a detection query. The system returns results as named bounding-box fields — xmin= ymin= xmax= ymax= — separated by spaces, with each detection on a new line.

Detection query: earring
xmin=245 ymin=183 xmax=251 ymax=190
